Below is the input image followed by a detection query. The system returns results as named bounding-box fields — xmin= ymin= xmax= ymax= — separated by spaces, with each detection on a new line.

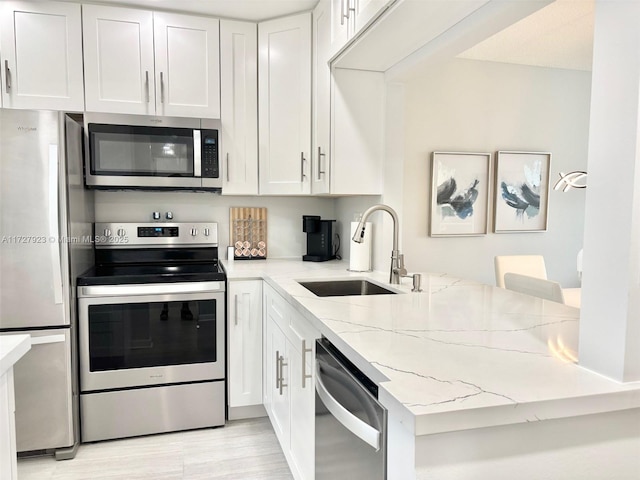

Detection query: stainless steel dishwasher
xmin=315 ymin=338 xmax=387 ymax=479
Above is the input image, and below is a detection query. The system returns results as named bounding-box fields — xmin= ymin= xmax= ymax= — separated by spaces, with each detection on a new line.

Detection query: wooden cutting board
xmin=229 ymin=207 xmax=267 ymax=259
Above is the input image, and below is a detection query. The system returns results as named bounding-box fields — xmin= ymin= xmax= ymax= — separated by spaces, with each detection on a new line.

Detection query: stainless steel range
xmin=77 ymin=222 xmax=226 ymax=442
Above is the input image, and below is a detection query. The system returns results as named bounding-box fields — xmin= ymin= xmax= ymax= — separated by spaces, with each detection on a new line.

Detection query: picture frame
xmin=430 ymin=151 xmax=491 ymax=237
xmin=494 ymin=151 xmax=551 ymax=233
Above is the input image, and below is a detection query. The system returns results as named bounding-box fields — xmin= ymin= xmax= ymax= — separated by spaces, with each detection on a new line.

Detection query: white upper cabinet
xmin=82 ymin=5 xmax=154 ymax=115
xmin=315 ymin=0 xmax=384 ymax=196
xmin=330 ymin=0 xmax=350 ymax=51
xmin=220 ymin=20 xmax=259 ymax=195
xmin=258 ymin=13 xmax=312 ymax=195
xmin=0 ymin=1 xmax=84 ymax=111
xmin=312 ymin=0 xmax=331 ymax=195
xmin=330 ymin=0 xmax=394 ymax=56
xmin=331 ymin=68 xmax=384 ymax=195
xmin=83 ymin=5 xmax=220 ymax=118
xmin=153 ymin=12 xmax=220 ymax=118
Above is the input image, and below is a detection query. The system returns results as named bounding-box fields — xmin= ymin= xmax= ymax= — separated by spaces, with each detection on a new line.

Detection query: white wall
xmin=95 ymin=192 xmax=336 ymax=259
xmin=399 ymin=58 xmax=591 ymax=287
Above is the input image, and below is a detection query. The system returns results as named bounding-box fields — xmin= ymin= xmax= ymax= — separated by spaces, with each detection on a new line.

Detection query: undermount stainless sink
xmin=298 ymin=279 xmax=397 ymax=297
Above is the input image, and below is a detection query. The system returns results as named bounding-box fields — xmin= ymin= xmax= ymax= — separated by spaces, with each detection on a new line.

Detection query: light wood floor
xmin=17 ymin=418 xmax=293 ymax=480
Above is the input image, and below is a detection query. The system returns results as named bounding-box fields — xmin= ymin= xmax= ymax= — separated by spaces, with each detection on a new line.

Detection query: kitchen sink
xmin=298 ymin=279 xmax=397 ymax=297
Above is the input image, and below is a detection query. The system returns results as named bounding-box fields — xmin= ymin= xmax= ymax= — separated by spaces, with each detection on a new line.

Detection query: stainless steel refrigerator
xmin=0 ymin=109 xmax=94 ymax=459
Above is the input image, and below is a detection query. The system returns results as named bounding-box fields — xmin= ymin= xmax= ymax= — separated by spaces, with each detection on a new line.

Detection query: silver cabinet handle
xmin=145 ymin=70 xmax=150 ymax=103
xmin=343 ymin=0 xmax=355 ymax=22
xmin=234 ymin=294 xmax=239 ymax=325
xmin=301 ymin=152 xmax=306 ymax=182
xmin=301 ymin=340 xmax=313 ymax=388
xmin=226 ymin=153 xmax=230 ymax=182
xmin=4 ymin=60 xmax=10 ymax=93
xmin=317 ymin=147 xmax=326 ymax=176
xmin=275 ymin=350 xmax=281 ymax=389
xmin=160 ymin=71 xmax=165 ymax=103
xmin=279 ymin=354 xmax=287 ymax=395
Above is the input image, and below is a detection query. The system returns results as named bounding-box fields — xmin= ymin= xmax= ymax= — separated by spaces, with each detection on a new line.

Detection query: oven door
xmin=78 ymin=282 xmax=225 ymax=392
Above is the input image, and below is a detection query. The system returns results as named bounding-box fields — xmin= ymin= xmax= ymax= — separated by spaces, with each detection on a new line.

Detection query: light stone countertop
xmin=0 ymin=334 xmax=31 ymax=377
xmin=222 ymin=258 xmax=640 ymax=436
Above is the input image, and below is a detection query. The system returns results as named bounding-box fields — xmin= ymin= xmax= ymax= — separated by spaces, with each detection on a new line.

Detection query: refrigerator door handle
xmin=30 ymin=334 xmax=66 ymax=345
xmin=49 ymin=145 xmax=63 ymax=305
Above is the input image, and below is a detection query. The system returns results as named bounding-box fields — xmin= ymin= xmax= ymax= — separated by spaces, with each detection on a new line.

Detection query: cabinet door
xmin=266 ymin=319 xmax=290 ymax=452
xmin=154 ymin=12 xmax=220 ymax=118
xmin=330 ymin=0 xmax=351 ymax=53
xmin=0 ymin=1 xmax=84 ymax=111
xmin=331 ymin=68 xmax=384 ymax=194
xmin=82 ymin=5 xmax=155 ymax=115
xmin=220 ymin=20 xmax=259 ymax=195
xmin=289 ymin=318 xmax=318 ymax=480
xmin=258 ymin=13 xmax=312 ymax=195
xmin=312 ymin=0 xmax=331 ymax=195
xmin=228 ymin=281 xmax=263 ymax=408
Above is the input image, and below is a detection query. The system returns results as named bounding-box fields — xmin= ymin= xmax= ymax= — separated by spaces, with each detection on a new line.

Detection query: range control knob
xmin=103 ymin=228 xmax=111 ymax=237
xmin=204 ymin=227 xmax=210 ymax=236
xmin=165 ymin=211 xmax=173 ymax=220
xmin=190 ymin=228 xmax=198 ymax=236
xmin=117 ymin=228 xmax=126 ymax=237
xmin=152 ymin=211 xmax=161 ymax=220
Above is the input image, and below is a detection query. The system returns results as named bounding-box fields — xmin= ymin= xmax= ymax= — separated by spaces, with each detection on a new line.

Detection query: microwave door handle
xmin=193 ymin=130 xmax=202 ymax=177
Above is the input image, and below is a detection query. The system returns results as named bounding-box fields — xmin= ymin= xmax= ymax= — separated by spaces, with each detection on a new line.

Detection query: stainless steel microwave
xmin=84 ymin=113 xmax=222 ymax=191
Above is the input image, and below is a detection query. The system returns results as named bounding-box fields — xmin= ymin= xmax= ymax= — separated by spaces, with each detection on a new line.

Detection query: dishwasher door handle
xmin=315 ymin=362 xmax=380 ymax=451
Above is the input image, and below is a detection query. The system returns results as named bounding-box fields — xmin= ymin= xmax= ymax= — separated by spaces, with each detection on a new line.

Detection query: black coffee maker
xmin=302 ymin=215 xmax=336 ymax=262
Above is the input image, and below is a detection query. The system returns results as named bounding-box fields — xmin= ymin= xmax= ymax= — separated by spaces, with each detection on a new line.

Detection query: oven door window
xmin=89 ymin=124 xmax=194 ymax=177
xmin=87 ymin=299 xmax=217 ymax=371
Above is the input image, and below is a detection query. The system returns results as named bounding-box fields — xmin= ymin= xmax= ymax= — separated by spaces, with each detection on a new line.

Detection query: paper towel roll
xmin=349 ymin=222 xmax=372 ymax=272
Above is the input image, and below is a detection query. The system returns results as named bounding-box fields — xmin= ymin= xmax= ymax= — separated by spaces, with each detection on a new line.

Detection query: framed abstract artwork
xmin=494 ymin=151 xmax=551 ymax=233
xmin=430 ymin=152 xmax=491 ymax=236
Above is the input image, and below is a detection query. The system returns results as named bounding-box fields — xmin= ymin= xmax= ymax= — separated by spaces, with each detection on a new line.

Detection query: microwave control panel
xmin=201 ymin=130 xmax=219 ymax=178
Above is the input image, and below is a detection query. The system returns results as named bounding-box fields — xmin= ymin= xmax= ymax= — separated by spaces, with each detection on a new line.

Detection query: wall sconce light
xmin=553 ymin=171 xmax=587 ymax=192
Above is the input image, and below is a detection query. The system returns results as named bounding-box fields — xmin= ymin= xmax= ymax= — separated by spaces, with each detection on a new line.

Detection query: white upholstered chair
xmin=503 ymin=272 xmax=565 ymax=304
xmin=494 ymin=255 xmax=548 ymax=288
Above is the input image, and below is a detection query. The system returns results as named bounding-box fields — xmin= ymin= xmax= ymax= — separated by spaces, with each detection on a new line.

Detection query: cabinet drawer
xmin=289 ymin=309 xmax=320 ymax=352
xmin=264 ymin=283 xmax=291 ymax=334
xmin=264 ymin=283 xmax=320 ymax=351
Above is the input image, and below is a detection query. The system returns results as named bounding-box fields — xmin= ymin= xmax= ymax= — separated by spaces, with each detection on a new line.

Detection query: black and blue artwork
xmin=436 ymin=177 xmax=480 ymax=219
xmin=500 ymin=161 xmax=542 ymax=220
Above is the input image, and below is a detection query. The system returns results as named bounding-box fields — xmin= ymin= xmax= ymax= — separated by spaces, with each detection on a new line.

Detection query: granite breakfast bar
xmin=223 ymin=259 xmax=640 ymax=479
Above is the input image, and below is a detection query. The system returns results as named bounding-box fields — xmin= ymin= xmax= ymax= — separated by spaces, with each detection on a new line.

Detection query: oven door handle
xmin=79 ymin=281 xmax=224 ymax=297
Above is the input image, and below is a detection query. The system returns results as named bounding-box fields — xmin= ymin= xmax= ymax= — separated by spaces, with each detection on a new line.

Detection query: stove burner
xmin=78 ymin=222 xmax=226 ymax=286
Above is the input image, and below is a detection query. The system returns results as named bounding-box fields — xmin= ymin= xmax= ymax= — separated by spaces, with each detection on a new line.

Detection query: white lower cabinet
xmin=227 ymin=280 xmax=263 ymax=417
xmin=263 ymin=283 xmax=319 ymax=480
